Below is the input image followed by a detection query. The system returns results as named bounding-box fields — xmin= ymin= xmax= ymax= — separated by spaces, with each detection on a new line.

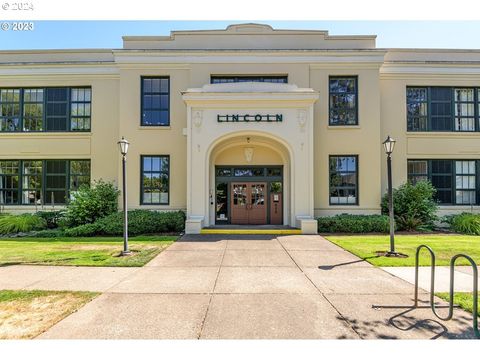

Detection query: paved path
xmin=382 ymin=266 xmax=476 ymax=292
xmin=0 ymin=235 xmax=476 ymax=339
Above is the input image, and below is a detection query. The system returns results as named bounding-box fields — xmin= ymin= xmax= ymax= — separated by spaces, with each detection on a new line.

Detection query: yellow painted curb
xmin=200 ymin=229 xmax=302 ymax=235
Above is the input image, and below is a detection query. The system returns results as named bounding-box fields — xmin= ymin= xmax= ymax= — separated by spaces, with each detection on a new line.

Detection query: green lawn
xmin=0 ymin=290 xmax=98 ymax=339
xmin=326 ymin=234 xmax=480 ymax=267
xmin=436 ymin=292 xmax=479 ymax=318
xmin=0 ymin=236 xmax=177 ymax=267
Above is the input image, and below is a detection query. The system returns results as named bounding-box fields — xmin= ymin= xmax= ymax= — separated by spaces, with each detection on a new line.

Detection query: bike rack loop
xmin=414 ymin=244 xmax=479 ymax=338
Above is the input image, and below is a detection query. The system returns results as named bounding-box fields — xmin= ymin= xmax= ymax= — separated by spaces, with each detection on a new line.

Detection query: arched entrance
xmin=208 ymin=132 xmax=291 ymax=227
xmin=182 ymin=81 xmax=319 ymax=234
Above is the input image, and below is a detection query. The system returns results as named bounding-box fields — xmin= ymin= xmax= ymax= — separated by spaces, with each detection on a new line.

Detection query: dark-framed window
xmin=0 ymin=159 xmax=90 ymax=206
xmin=141 ymin=77 xmax=170 ymax=126
xmin=70 ymin=88 xmax=92 ymax=131
xmin=329 ymin=155 xmax=358 ymax=205
xmin=408 ymin=159 xmax=480 ymax=205
xmin=329 ymin=76 xmax=358 ymax=126
xmin=141 ymin=155 xmax=170 ymax=205
xmin=0 ymin=87 xmax=91 ymax=132
xmin=0 ymin=161 xmax=20 ymax=204
xmin=407 ymin=86 xmax=480 ymax=132
xmin=0 ymin=88 xmax=21 ymax=131
xmin=211 ymin=75 xmax=288 ymax=84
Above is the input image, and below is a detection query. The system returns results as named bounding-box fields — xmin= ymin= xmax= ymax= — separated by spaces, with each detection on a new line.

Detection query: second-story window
xmin=141 ymin=77 xmax=170 ymax=126
xmin=0 ymin=87 xmax=91 ymax=133
xmin=329 ymin=76 xmax=358 ymax=126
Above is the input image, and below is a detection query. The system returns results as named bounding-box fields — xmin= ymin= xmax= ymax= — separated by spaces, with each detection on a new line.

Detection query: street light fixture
xmin=383 ymin=135 xmax=399 ymax=257
xmin=118 ymin=137 xmax=130 ymax=256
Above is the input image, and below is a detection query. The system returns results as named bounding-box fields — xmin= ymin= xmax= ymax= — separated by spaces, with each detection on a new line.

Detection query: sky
xmin=1 ymin=21 xmax=480 ymax=50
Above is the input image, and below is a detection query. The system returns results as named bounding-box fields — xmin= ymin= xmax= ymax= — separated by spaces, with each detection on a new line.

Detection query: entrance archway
xmin=207 ymin=132 xmax=292 ymax=227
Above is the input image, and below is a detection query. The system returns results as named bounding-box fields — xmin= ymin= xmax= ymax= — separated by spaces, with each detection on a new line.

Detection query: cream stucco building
xmin=1 ymin=23 xmax=480 ymax=234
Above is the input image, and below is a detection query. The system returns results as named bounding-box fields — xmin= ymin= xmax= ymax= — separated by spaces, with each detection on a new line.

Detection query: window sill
xmin=138 ymin=126 xmax=171 ymax=130
xmin=327 ymin=125 xmax=361 ymax=130
xmin=406 ymin=132 xmax=480 ymax=137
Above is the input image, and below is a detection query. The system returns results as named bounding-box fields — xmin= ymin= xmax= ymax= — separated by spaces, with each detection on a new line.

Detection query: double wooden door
xmin=231 ymin=182 xmax=267 ymax=225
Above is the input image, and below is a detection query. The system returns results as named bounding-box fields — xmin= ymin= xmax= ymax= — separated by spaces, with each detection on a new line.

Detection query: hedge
xmin=317 ymin=214 xmax=390 ymax=233
xmin=64 ymin=210 xmax=185 ymax=237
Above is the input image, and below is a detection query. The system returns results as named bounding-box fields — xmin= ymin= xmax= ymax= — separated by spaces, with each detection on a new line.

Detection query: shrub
xmin=317 ymin=214 xmax=390 ymax=233
xmin=28 ymin=229 xmax=66 ymax=238
xmin=381 ymin=180 xmax=438 ymax=231
xmin=63 ymin=180 xmax=120 ymax=227
xmin=446 ymin=213 xmax=480 ymax=235
xmin=36 ymin=210 xmax=65 ymax=229
xmin=0 ymin=214 xmax=47 ymax=235
xmin=64 ymin=210 xmax=186 ymax=237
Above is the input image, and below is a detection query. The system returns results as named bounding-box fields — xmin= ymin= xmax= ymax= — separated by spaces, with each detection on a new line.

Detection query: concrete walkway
xmin=0 ymin=235 xmax=476 ymax=339
xmin=382 ymin=266 xmax=476 ymax=293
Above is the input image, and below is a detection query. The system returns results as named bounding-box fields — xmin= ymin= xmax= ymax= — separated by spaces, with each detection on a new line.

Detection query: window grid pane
xmin=0 ymin=88 xmax=21 ymax=132
xmin=329 ymin=77 xmax=358 ymax=126
xmin=0 ymin=160 xmax=19 ymax=205
xmin=142 ymin=156 xmax=169 ymax=204
xmin=70 ymin=88 xmax=92 ymax=131
xmin=407 ymin=160 xmax=428 ymax=184
xmin=454 ymin=88 xmax=475 ymax=131
xmin=23 ymin=89 xmax=44 ymax=131
xmin=44 ymin=160 xmax=68 ymax=205
xmin=455 ymin=160 xmax=476 ymax=205
xmin=329 ymin=156 xmax=358 ymax=205
xmin=141 ymin=77 xmax=170 ymax=126
xmin=22 ymin=160 xmax=42 ymax=205
xmin=407 ymin=87 xmax=428 ymax=131
xmin=70 ymin=160 xmax=91 ymax=192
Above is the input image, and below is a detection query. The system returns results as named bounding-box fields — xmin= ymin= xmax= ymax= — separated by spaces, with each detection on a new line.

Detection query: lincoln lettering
xmin=217 ymin=114 xmax=283 ymax=123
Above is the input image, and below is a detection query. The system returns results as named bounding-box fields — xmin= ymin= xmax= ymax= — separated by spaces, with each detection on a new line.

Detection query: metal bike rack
xmin=414 ymin=244 xmax=479 ymax=338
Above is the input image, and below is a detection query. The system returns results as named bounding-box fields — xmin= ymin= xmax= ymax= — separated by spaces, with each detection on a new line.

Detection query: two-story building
xmin=1 ymin=23 xmax=480 ymax=234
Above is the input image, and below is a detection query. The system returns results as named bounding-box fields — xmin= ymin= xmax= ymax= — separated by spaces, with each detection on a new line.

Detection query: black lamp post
xmin=118 ymin=137 xmax=130 ymax=256
xmin=383 ymin=135 xmax=399 ymax=257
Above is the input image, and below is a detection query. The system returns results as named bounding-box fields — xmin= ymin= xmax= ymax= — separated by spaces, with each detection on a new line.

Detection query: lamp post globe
xmin=118 ymin=137 xmax=130 ymax=256
xmin=382 ymin=135 xmax=396 ymax=155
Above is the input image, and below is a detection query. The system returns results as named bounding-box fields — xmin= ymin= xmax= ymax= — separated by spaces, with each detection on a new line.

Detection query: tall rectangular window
xmin=455 ymin=161 xmax=476 ymax=205
xmin=407 ymin=87 xmax=428 ymax=131
xmin=0 ymin=161 xmax=19 ymax=205
xmin=44 ymin=160 xmax=68 ymax=205
xmin=22 ymin=161 xmax=43 ymax=205
xmin=141 ymin=155 xmax=169 ymax=205
xmin=329 ymin=76 xmax=358 ymax=126
xmin=329 ymin=155 xmax=358 ymax=205
xmin=23 ymin=89 xmax=44 ymax=131
xmin=45 ymin=88 xmax=69 ymax=131
xmin=0 ymin=88 xmax=21 ymax=132
xmin=70 ymin=88 xmax=92 ymax=131
xmin=141 ymin=77 xmax=169 ymax=126
xmin=454 ymin=89 xmax=475 ymax=131
xmin=430 ymin=87 xmax=452 ymax=131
